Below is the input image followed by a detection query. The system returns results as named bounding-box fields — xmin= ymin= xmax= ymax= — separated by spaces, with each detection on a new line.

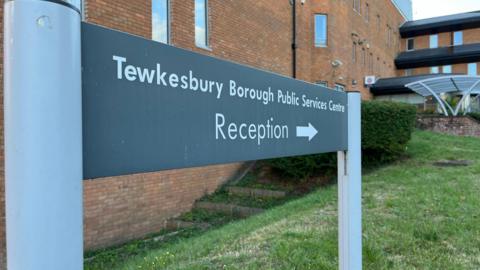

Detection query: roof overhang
xmin=400 ymin=11 xmax=480 ymax=38
xmin=395 ymin=43 xmax=480 ymax=69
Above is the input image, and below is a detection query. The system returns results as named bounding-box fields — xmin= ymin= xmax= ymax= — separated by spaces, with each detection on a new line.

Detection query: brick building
xmin=372 ymin=11 xmax=480 ymax=111
xmin=0 ymin=0 xmax=412 ymax=267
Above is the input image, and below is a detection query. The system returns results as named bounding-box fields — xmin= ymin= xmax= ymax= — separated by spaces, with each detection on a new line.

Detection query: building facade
xmin=372 ymin=11 xmax=480 ymax=111
xmin=0 ymin=0 xmax=410 ymax=267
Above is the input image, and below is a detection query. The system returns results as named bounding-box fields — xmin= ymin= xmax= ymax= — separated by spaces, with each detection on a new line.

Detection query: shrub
xmin=362 ymin=101 xmax=417 ymax=165
xmin=266 ymin=153 xmax=336 ymax=180
xmin=468 ymin=112 xmax=480 ymax=122
xmin=267 ymin=101 xmax=417 ymax=179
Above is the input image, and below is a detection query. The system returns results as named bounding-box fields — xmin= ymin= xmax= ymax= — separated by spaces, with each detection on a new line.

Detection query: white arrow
xmin=296 ymin=123 xmax=318 ymax=141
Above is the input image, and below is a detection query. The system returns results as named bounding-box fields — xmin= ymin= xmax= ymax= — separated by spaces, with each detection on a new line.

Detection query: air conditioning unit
xmin=364 ymin=76 xmax=376 ymax=86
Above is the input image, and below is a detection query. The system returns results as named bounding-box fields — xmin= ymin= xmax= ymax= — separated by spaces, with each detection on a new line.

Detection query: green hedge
xmin=361 ymin=100 xmax=417 ymax=164
xmin=468 ymin=112 xmax=480 ymax=122
xmin=267 ymin=101 xmax=417 ymax=179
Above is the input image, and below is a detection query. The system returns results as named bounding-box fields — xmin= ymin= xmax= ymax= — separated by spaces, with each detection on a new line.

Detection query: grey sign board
xmin=82 ymin=22 xmax=348 ymax=179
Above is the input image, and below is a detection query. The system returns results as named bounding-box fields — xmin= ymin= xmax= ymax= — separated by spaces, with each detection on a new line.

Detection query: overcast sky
xmin=413 ymin=0 xmax=480 ymax=20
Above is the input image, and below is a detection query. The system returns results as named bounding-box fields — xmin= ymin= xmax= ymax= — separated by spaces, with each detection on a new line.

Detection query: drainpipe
xmin=291 ymin=0 xmax=297 ymax=78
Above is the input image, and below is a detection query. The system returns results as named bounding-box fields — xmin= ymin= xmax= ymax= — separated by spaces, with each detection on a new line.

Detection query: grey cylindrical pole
xmin=338 ymin=91 xmax=362 ymax=270
xmin=4 ymin=0 xmax=83 ymax=269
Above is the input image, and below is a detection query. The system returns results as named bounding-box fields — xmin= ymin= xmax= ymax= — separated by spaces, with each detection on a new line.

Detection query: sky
xmin=413 ymin=0 xmax=480 ymax=20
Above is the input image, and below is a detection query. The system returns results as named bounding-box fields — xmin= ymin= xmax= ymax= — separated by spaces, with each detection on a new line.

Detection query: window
xmin=352 ymin=42 xmax=357 ymax=63
xmin=316 ymin=81 xmax=328 ymax=87
xmin=405 ymin=69 xmax=413 ymax=76
xmin=429 ymin=34 xmax=438 ymax=48
xmin=353 ymin=0 xmax=360 ymax=13
xmin=376 ymin=57 xmax=380 ymax=74
xmin=365 ymin=3 xmax=369 ymax=22
xmin=386 ymin=25 xmax=392 ymax=47
xmin=335 ymin=84 xmax=346 ymax=92
xmin=430 ymin=66 xmax=439 ymax=74
xmin=195 ymin=0 xmax=209 ymax=48
xmin=376 ymin=15 xmax=381 ymax=32
xmin=361 ymin=48 xmax=366 ymax=66
xmin=468 ymin=63 xmax=477 ymax=75
xmin=314 ymin=14 xmax=328 ymax=47
xmin=369 ymin=53 xmax=374 ymax=73
xmin=81 ymin=0 xmax=85 ymax=20
xmin=453 ymin=31 xmax=463 ymax=46
xmin=442 ymin=65 xmax=452 ymax=73
xmin=152 ymin=0 xmax=169 ymax=44
xmin=406 ymin=38 xmax=414 ymax=51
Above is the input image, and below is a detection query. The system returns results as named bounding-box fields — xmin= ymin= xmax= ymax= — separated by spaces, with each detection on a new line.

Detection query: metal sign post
xmin=338 ymin=92 xmax=362 ymax=270
xmin=4 ymin=0 xmax=83 ymax=269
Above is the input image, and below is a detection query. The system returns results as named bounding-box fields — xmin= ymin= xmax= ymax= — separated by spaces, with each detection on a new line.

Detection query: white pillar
xmin=338 ymin=91 xmax=362 ymax=270
xmin=4 ymin=0 xmax=83 ymax=269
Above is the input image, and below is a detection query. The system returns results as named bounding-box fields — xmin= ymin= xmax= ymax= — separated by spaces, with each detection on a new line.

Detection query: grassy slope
xmin=114 ymin=131 xmax=480 ymax=269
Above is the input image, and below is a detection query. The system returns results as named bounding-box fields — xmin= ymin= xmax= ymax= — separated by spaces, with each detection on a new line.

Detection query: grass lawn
xmin=86 ymin=131 xmax=480 ymax=269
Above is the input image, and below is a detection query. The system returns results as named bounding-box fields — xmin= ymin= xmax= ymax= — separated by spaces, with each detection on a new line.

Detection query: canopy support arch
xmin=405 ymin=75 xmax=480 ymax=116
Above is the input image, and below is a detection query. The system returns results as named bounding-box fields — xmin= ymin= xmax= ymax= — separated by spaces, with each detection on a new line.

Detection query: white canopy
xmin=405 ymin=75 xmax=480 ymax=116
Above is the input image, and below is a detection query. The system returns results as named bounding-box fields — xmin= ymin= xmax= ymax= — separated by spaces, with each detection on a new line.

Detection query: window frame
xmin=353 ymin=0 xmax=361 ymax=13
xmin=195 ymin=0 xmax=210 ymax=49
xmin=361 ymin=48 xmax=366 ymax=66
xmin=442 ymin=65 xmax=452 ymax=74
xmin=369 ymin=53 xmax=374 ymax=73
xmin=316 ymin=81 xmax=329 ymax=87
xmin=468 ymin=63 xmax=478 ymax=75
xmin=335 ymin=83 xmax=346 ymax=92
xmin=352 ymin=42 xmax=357 ymax=63
xmin=429 ymin=34 xmax=438 ymax=49
xmin=453 ymin=31 xmax=463 ymax=46
xmin=152 ymin=0 xmax=171 ymax=44
xmin=314 ymin=14 xmax=328 ymax=47
xmin=365 ymin=3 xmax=369 ymax=22
xmin=430 ymin=66 xmax=439 ymax=74
xmin=406 ymin=38 xmax=414 ymax=51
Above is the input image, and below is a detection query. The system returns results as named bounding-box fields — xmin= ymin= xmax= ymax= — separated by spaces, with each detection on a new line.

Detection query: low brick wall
xmin=83 ymin=163 xmax=243 ymax=250
xmin=416 ymin=115 xmax=480 ymax=137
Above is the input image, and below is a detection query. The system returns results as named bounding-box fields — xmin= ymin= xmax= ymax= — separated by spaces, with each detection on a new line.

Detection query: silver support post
xmin=4 ymin=0 xmax=83 ymax=269
xmin=338 ymin=92 xmax=362 ymax=270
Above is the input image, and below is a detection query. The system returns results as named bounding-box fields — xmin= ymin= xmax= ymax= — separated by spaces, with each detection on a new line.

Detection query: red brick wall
xmin=417 ymin=115 xmax=480 ymax=137
xmin=83 ymin=164 xmax=242 ymax=249
xmin=305 ymin=0 xmax=406 ymax=99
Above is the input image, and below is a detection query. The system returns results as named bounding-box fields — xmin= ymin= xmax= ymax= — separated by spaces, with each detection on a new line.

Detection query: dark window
xmin=352 ymin=42 xmax=357 ymax=63
xmin=365 ymin=3 xmax=369 ymax=22
xmin=406 ymin=38 xmax=414 ymax=51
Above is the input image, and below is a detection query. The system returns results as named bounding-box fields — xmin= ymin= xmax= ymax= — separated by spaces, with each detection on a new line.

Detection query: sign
xmin=82 ymin=23 xmax=348 ymax=179
xmin=364 ymin=76 xmax=376 ymax=86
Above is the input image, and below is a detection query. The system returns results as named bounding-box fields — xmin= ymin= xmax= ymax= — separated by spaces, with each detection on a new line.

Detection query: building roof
xmin=370 ymin=74 xmax=457 ymax=95
xmin=395 ymin=43 xmax=480 ymax=69
xmin=400 ymin=11 xmax=480 ymax=38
